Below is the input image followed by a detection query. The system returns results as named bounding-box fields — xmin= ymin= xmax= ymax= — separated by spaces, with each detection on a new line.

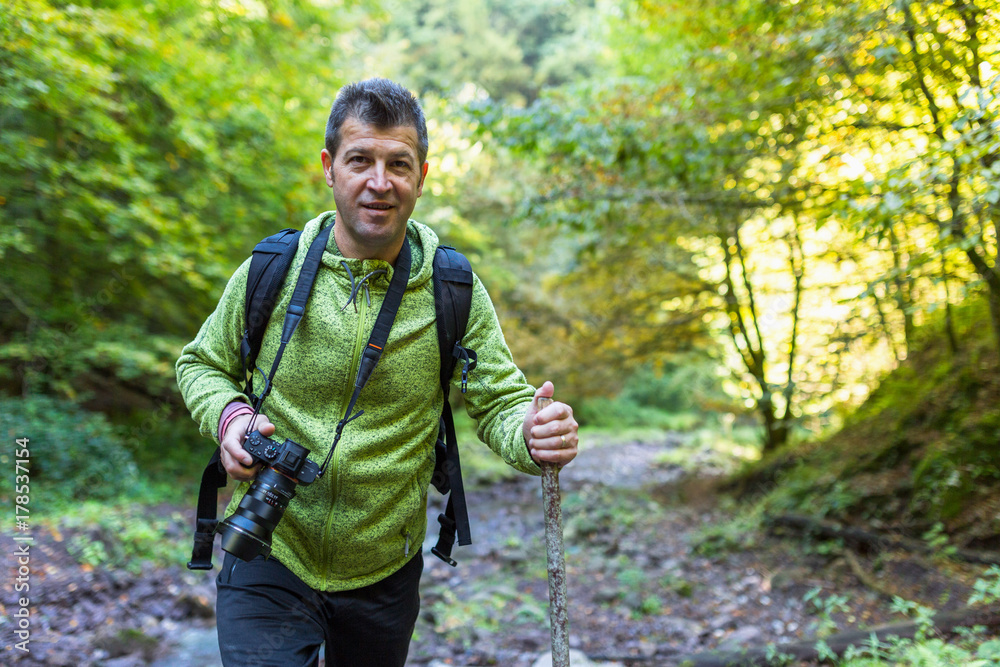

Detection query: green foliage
xmin=920 ymin=522 xmax=958 ymax=561
xmin=831 ymin=595 xmax=1000 ymax=667
xmin=0 ymin=321 xmax=184 ymax=403
xmin=890 ymin=597 xmax=938 ymax=643
xmin=365 ymin=0 xmax=604 ymax=105
xmin=804 ymin=587 xmax=851 ymax=638
xmin=449 ymin=403 xmax=521 ymax=487
xmin=0 ymin=395 xmax=138 ymax=505
xmin=740 ymin=294 xmax=1000 ymax=554
xmin=0 ymin=0 xmax=358 ymax=400
xmin=764 ymin=643 xmax=797 ymax=666
xmin=637 ymin=594 xmax=663 ymax=618
xmin=575 ymin=395 xmax=699 ymax=431
xmin=425 ymin=584 xmax=542 ymax=648
xmin=620 ymin=364 xmax=723 ymax=414
xmin=969 ymin=566 xmax=1000 ymax=607
xmin=59 ymin=502 xmax=187 ymax=573
xmin=613 ymin=567 xmax=665 ymax=617
xmin=689 ymin=511 xmax=760 ymax=557
xmin=473 ymin=0 xmax=1000 ymax=454
xmin=574 ymin=361 xmax=734 ymax=430
xmin=562 ymin=484 xmax=656 ymax=543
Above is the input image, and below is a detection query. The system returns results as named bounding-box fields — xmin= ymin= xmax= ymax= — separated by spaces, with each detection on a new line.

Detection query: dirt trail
xmin=1 ymin=433 xmax=987 ymax=666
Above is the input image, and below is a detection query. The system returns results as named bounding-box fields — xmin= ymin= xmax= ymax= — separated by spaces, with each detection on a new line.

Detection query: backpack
xmin=188 ymin=227 xmax=476 ymax=570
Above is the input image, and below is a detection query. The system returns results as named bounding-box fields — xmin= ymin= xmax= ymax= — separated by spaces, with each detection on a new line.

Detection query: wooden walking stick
xmin=536 ymin=396 xmax=570 ymax=667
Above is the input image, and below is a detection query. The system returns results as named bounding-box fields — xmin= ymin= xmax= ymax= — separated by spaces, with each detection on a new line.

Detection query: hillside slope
xmin=735 ymin=297 xmax=1000 ymax=552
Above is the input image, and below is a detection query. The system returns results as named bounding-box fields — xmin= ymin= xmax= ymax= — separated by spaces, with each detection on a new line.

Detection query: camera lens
xmin=216 ymin=467 xmax=299 ymax=561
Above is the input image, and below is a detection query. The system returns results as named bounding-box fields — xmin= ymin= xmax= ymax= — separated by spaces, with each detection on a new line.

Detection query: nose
xmin=367 ymin=164 xmax=391 ymax=194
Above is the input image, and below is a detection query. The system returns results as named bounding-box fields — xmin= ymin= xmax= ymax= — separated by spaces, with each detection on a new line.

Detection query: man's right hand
xmin=220 ymin=413 xmax=276 ymax=482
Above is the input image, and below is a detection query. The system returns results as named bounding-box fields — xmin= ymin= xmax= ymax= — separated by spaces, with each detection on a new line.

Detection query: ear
xmin=321 ymin=149 xmax=335 ymax=187
xmin=416 ymin=161 xmax=429 ymax=197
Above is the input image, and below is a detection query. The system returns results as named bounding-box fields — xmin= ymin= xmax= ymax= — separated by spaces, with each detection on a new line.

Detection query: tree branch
xmin=780 ymin=214 xmax=804 ymax=427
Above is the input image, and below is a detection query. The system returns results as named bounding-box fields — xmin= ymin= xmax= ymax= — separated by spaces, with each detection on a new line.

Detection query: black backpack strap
xmin=240 ymin=228 xmax=302 ymax=401
xmin=187 ymin=448 xmax=227 ymax=570
xmin=434 ymin=246 xmax=477 ymax=390
xmin=430 ymin=245 xmax=476 ymax=566
xmin=315 ymin=239 xmax=412 ymax=475
xmin=254 ymin=224 xmax=333 ymax=409
xmin=188 ymin=225 xmax=330 ymax=571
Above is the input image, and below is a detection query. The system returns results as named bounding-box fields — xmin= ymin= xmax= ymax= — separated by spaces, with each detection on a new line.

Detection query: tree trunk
xmin=778 ymin=217 xmax=804 ymax=443
xmin=941 ymin=252 xmax=959 ymax=356
xmin=719 ymin=228 xmax=787 ymax=454
xmin=888 ymin=225 xmax=915 ymax=355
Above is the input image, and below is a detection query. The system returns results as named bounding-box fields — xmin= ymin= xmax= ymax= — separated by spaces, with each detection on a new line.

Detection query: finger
xmin=531 ymin=418 xmax=572 ymax=441
xmin=222 ymin=434 xmax=254 ymax=466
xmin=225 ymin=457 xmax=260 ymax=481
xmin=532 ymin=431 xmax=578 ymax=451
xmin=222 ymin=451 xmax=250 ymax=478
xmin=531 ymin=410 xmax=579 ymax=438
xmin=529 ymin=439 xmax=577 ymax=464
xmin=533 ymin=381 xmax=555 ymax=403
xmin=234 ymin=413 xmax=274 ymax=437
xmin=535 ymin=403 xmax=570 ymax=427
xmin=250 ymin=416 xmax=275 ymax=436
xmin=220 ymin=448 xmax=248 ymax=479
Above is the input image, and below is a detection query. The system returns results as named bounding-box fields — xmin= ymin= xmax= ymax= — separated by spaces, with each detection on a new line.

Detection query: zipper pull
xmin=404 ymin=531 xmax=411 ymax=557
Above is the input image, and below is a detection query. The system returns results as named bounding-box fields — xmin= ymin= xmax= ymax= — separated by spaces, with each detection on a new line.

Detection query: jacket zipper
xmin=322 ymin=291 xmax=370 ymax=585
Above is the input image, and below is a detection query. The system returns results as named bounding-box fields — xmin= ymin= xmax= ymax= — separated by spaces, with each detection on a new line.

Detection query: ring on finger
xmin=560 ymin=435 xmax=567 ymax=448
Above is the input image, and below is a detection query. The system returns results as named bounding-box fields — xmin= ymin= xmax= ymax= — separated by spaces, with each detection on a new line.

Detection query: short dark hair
xmin=324 ymin=78 xmax=429 ymax=166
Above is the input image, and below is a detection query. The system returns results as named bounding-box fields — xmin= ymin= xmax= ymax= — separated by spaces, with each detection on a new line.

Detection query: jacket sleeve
xmin=175 ymin=258 xmax=253 ymax=444
xmin=458 ymin=274 xmax=542 ymax=476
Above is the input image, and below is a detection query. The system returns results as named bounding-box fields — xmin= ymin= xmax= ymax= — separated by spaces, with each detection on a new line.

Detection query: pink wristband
xmin=219 ymin=402 xmax=255 ymax=441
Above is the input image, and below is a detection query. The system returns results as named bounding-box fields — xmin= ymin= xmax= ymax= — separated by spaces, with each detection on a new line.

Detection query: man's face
xmin=321 ymin=116 xmax=428 ymax=262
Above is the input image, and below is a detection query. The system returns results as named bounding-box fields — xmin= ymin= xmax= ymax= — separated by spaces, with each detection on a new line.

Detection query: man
xmin=175 ymin=77 xmax=579 ymax=666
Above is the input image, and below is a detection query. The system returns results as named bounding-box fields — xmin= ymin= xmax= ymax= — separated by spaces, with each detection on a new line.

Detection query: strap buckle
xmin=431 ymin=546 xmax=457 ymax=567
xmin=432 ymin=512 xmax=459 ymax=567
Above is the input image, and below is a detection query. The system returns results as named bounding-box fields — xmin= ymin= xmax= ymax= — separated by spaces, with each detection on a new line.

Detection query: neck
xmin=332 ymin=218 xmax=405 ymax=265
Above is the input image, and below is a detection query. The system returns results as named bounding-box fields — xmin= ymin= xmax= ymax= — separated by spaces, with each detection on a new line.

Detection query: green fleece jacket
xmin=176 ymin=213 xmax=540 ymax=591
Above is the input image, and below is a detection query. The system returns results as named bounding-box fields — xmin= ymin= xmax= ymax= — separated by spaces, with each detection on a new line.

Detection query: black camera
xmin=216 ymin=430 xmax=320 ymax=561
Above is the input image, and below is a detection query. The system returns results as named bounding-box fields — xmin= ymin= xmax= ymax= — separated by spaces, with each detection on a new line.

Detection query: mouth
xmin=362 ymin=202 xmax=394 ymax=211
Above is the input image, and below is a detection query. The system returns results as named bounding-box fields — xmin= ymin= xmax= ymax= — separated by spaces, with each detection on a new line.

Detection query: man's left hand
xmin=523 ymin=381 xmax=579 ymax=466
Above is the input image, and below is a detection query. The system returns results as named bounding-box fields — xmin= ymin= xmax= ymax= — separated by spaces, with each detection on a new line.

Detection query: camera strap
xmin=249 ymin=223 xmax=335 ymax=415
xmin=318 ymin=238 xmax=412 ymax=476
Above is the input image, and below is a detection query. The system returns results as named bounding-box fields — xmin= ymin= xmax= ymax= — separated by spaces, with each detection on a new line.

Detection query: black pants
xmin=215 ymin=551 xmax=423 ymax=667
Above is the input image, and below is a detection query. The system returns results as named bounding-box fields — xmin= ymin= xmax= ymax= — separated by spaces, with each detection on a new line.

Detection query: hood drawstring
xmin=340 ymin=261 xmax=389 ymax=312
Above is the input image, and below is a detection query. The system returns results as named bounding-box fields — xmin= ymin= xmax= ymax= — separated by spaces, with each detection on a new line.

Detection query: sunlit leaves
xmin=470 ymin=0 xmax=1000 ymax=449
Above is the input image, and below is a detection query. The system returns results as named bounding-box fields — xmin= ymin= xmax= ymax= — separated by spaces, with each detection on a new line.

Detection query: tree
xmin=815 ymin=0 xmax=1000 ymax=357
xmin=469 ymin=0 xmax=999 ymax=452
xmin=0 ymin=0 xmax=360 ymax=403
xmin=475 ymin=0 xmax=857 ymax=451
xmin=358 ymin=0 xmax=602 ymax=105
